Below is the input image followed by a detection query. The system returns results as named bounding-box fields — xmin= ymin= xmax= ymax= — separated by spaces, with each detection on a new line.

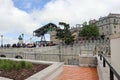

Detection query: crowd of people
xmin=0 ymin=42 xmax=56 ymax=48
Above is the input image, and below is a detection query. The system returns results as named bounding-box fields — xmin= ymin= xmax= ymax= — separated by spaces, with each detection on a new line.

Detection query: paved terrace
xmin=57 ymin=65 xmax=98 ymax=80
xmin=57 ymin=55 xmax=114 ymax=80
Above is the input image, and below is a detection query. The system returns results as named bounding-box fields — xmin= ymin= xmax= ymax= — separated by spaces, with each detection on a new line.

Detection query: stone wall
xmin=0 ymin=43 xmax=98 ymax=66
xmin=110 ymin=33 xmax=120 ymax=75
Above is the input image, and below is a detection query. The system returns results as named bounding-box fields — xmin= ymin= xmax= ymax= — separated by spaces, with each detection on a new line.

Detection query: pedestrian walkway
xmin=57 ymin=65 xmax=98 ymax=80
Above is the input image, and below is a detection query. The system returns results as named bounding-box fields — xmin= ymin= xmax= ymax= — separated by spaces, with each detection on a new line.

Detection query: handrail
xmin=98 ymin=54 xmax=120 ymax=80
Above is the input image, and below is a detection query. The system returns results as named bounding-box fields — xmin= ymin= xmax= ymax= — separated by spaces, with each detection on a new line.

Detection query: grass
xmin=0 ymin=59 xmax=33 ymax=71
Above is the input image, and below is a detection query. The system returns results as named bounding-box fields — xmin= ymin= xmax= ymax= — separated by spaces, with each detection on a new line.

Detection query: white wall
xmin=111 ymin=33 xmax=120 ymax=75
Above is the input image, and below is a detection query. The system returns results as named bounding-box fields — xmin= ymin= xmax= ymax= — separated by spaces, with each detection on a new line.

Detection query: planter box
xmin=0 ymin=58 xmax=63 ymax=80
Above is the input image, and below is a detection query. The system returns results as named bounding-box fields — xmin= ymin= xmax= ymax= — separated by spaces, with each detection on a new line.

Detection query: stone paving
xmin=57 ymin=65 xmax=98 ymax=80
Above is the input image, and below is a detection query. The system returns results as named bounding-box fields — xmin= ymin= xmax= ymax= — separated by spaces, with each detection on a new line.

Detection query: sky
xmin=0 ymin=0 xmax=120 ymax=44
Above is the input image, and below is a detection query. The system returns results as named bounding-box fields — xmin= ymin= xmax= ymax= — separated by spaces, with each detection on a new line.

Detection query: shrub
xmin=25 ymin=62 xmax=32 ymax=69
xmin=4 ymin=63 xmax=13 ymax=71
xmin=0 ymin=59 xmax=33 ymax=71
xmin=20 ymin=61 xmax=26 ymax=68
xmin=16 ymin=62 xmax=22 ymax=70
xmin=0 ymin=60 xmax=14 ymax=71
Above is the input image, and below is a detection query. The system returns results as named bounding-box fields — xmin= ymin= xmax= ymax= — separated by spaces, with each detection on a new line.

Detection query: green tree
xmin=80 ymin=24 xmax=99 ymax=38
xmin=56 ymin=22 xmax=74 ymax=45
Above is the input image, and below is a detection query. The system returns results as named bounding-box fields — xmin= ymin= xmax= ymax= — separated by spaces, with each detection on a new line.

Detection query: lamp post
xmin=22 ymin=33 xmax=24 ymax=42
xmin=1 ymin=35 xmax=3 ymax=48
xmin=18 ymin=33 xmax=24 ymax=44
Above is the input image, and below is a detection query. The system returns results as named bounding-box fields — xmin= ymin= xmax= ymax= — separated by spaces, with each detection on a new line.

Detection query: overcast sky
xmin=0 ymin=0 xmax=120 ymax=44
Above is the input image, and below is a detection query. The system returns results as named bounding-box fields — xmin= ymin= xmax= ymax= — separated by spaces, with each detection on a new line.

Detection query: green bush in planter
xmin=19 ymin=61 xmax=26 ymax=68
xmin=0 ymin=60 xmax=14 ymax=71
xmin=25 ymin=62 xmax=32 ymax=69
xmin=0 ymin=59 xmax=33 ymax=71
xmin=16 ymin=62 xmax=22 ymax=70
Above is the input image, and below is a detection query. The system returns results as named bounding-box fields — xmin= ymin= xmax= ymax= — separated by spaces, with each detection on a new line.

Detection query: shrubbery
xmin=0 ymin=59 xmax=32 ymax=71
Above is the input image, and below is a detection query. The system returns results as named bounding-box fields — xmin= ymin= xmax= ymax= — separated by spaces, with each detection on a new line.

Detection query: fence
xmin=98 ymin=53 xmax=120 ymax=80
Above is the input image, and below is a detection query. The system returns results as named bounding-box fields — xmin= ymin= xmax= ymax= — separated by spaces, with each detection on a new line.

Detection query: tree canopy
xmin=80 ymin=24 xmax=99 ymax=38
xmin=56 ymin=22 xmax=74 ymax=45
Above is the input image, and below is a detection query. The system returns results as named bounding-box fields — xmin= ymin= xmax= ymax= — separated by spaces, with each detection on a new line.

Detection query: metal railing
xmin=98 ymin=54 xmax=120 ymax=80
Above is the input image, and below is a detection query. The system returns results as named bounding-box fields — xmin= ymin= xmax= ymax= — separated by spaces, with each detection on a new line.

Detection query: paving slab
xmin=57 ymin=65 xmax=98 ymax=80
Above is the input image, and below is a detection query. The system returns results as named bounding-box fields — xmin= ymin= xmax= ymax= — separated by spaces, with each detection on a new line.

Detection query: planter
xmin=0 ymin=57 xmax=63 ymax=80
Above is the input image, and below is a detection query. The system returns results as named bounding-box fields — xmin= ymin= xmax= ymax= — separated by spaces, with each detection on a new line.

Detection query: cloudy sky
xmin=0 ymin=0 xmax=120 ymax=44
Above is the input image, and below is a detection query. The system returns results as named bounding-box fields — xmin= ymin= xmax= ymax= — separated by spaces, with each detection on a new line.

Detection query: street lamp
xmin=18 ymin=33 xmax=24 ymax=44
xmin=1 ymin=35 xmax=3 ymax=47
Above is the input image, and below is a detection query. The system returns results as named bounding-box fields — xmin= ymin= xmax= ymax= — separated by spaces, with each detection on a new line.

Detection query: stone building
xmin=49 ymin=24 xmax=82 ymax=44
xmin=111 ymin=32 xmax=120 ymax=75
xmin=91 ymin=13 xmax=120 ymax=38
xmin=49 ymin=31 xmax=61 ymax=44
xmin=70 ymin=25 xmax=82 ymax=41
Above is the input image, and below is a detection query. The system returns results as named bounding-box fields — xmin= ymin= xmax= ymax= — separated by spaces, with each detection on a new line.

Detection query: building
xmin=94 ymin=13 xmax=120 ymax=38
xmin=49 ymin=24 xmax=82 ymax=44
xmin=49 ymin=31 xmax=61 ymax=44
xmin=70 ymin=24 xmax=82 ymax=41
xmin=89 ymin=19 xmax=97 ymax=24
xmin=111 ymin=33 xmax=120 ymax=75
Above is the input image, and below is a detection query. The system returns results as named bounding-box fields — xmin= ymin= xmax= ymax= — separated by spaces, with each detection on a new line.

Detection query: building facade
xmin=50 ymin=13 xmax=120 ymax=43
xmin=95 ymin=13 xmax=120 ymax=37
xmin=111 ymin=33 xmax=120 ymax=75
xmin=70 ymin=24 xmax=82 ymax=41
xmin=49 ymin=31 xmax=61 ymax=44
xmin=49 ymin=24 xmax=82 ymax=44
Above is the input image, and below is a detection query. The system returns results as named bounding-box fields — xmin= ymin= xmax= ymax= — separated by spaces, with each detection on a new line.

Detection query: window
xmin=101 ymin=21 xmax=103 ymax=23
xmin=106 ymin=26 xmax=108 ymax=29
xmin=102 ymin=32 xmax=104 ymax=35
xmin=107 ymin=31 xmax=109 ymax=34
xmin=114 ymin=26 xmax=116 ymax=28
xmin=106 ymin=19 xmax=108 ymax=22
xmin=102 ymin=27 xmax=103 ymax=30
xmin=114 ymin=19 xmax=116 ymax=23
xmin=117 ymin=19 xmax=119 ymax=22
xmin=114 ymin=31 xmax=116 ymax=34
